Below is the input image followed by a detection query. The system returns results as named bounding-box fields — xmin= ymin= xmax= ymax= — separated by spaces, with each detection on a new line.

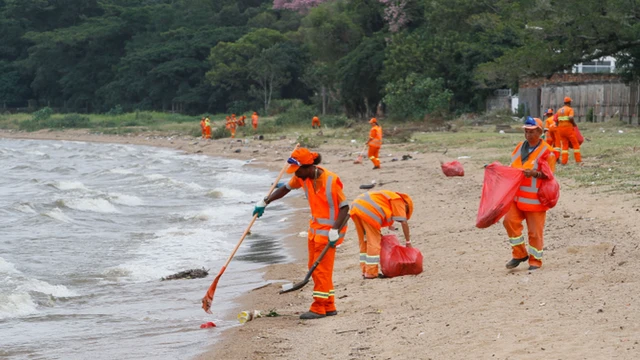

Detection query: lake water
xmin=0 ymin=138 xmax=295 ymax=359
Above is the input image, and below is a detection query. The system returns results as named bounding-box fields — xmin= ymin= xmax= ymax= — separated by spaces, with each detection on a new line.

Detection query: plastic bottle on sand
xmin=237 ymin=310 xmax=263 ymax=324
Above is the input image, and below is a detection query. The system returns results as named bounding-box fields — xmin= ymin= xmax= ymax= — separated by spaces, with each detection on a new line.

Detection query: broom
xmin=353 ymin=143 xmax=368 ymax=164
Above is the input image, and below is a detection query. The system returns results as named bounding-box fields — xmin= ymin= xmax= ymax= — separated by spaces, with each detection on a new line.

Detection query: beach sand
xmin=3 ymin=128 xmax=640 ymax=360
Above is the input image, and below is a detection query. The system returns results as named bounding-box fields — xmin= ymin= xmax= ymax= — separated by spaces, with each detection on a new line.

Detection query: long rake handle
xmin=202 ymin=143 xmax=299 ymax=313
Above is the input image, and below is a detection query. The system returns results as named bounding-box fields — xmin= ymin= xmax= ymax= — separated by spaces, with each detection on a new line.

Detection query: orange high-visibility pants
xmin=312 ymin=119 xmax=320 ymax=128
xmin=368 ymin=145 xmax=381 ymax=168
xmin=230 ymin=128 xmax=236 ymax=138
xmin=308 ymin=235 xmax=337 ymax=315
xmin=352 ymin=215 xmax=382 ymax=278
xmin=503 ymin=203 xmax=547 ymax=267
xmin=548 ymin=128 xmax=560 ymax=159
xmin=252 ymin=122 xmax=257 ymax=130
xmin=205 ymin=126 xmax=211 ymax=139
xmin=201 ymin=129 xmax=206 ymax=138
xmin=557 ymin=126 xmax=581 ymax=164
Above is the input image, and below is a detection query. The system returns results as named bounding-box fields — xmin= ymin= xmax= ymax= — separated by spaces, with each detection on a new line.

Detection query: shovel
xmin=280 ymin=242 xmax=331 ymax=294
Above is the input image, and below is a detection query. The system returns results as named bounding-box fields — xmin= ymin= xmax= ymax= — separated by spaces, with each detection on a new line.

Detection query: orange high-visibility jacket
xmin=544 ymin=116 xmax=556 ymax=130
xmin=369 ymin=125 xmax=382 ymax=147
xmin=510 ymin=141 xmax=556 ymax=212
xmin=556 ymin=105 xmax=574 ymax=127
xmin=287 ymin=167 xmax=349 ymax=244
xmin=252 ymin=114 xmax=258 ymax=125
xmin=349 ymin=190 xmax=407 ymax=230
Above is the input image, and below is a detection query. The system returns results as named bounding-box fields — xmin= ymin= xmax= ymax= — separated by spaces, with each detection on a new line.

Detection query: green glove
xmin=253 ymin=199 xmax=267 ymax=218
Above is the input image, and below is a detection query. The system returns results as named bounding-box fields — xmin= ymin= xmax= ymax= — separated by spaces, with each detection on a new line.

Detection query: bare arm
xmin=400 ymin=221 xmax=411 ymax=248
xmin=265 ymin=186 xmax=290 ymax=204
xmin=333 ymin=206 xmax=350 ymax=230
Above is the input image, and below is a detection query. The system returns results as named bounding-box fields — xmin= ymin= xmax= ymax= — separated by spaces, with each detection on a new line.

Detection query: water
xmin=0 ymin=139 xmax=295 ymax=359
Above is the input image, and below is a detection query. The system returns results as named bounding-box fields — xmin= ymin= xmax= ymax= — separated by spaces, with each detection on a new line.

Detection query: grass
xmin=2 ymin=110 xmax=638 ymax=194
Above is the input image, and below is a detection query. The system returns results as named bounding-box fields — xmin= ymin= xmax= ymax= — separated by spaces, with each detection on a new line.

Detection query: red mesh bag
xmin=537 ymin=157 xmax=560 ymax=208
xmin=476 ymin=162 xmax=524 ymax=229
xmin=569 ymin=126 xmax=584 ymax=149
xmin=380 ymin=234 xmax=423 ymax=278
xmin=441 ymin=160 xmax=464 ymax=177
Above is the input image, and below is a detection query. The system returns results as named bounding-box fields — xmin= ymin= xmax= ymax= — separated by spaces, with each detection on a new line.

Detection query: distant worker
xmin=368 ymin=118 xmax=382 ymax=170
xmin=237 ymin=115 xmax=246 ymax=127
xmin=204 ymin=117 xmax=212 ymax=139
xmin=251 ymin=112 xmax=259 ymax=130
xmin=226 ymin=116 xmax=236 ymax=138
xmin=253 ymin=148 xmax=349 ymax=319
xmin=312 ymin=116 xmax=321 ymax=129
xmin=555 ymin=97 xmax=582 ymax=164
xmin=200 ymin=117 xmax=206 ymax=139
xmin=543 ymin=108 xmax=560 ymax=159
xmin=504 ymin=117 xmax=557 ymax=271
xmin=349 ymin=190 xmax=414 ymax=279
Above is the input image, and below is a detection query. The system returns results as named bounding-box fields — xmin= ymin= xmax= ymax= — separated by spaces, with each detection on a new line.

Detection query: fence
xmin=518 ymin=74 xmax=640 ymax=125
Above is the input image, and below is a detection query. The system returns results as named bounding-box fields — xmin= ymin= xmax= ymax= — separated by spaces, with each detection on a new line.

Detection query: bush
xmin=227 ymin=100 xmax=252 ymax=115
xmin=321 ymin=115 xmax=351 ymax=128
xmin=296 ymin=134 xmax=322 ymax=148
xmin=212 ymin=126 xmax=229 ymax=139
xmin=107 ymin=105 xmax=124 ymax=116
xmin=269 ymin=99 xmax=306 ymax=115
xmin=383 ymin=74 xmax=452 ymax=120
xmin=275 ymin=105 xmax=317 ymax=126
xmin=50 ymin=114 xmax=91 ymax=129
xmin=18 ymin=107 xmax=54 ymax=131
xmin=33 ymin=107 xmax=53 ymax=122
xmin=587 ymin=108 xmax=594 ymax=122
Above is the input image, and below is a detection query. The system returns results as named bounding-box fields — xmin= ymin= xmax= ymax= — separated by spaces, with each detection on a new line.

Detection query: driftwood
xmin=161 ymin=267 xmax=209 ymax=281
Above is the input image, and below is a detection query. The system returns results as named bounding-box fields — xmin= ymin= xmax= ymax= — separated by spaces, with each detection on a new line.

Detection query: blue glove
xmin=253 ymin=199 xmax=267 ymax=218
xmin=328 ymin=229 xmax=340 ymax=248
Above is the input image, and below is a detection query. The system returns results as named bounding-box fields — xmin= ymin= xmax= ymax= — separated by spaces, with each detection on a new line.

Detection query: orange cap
xmin=369 ymin=118 xmax=377 ymax=124
xmin=564 ymin=96 xmax=572 ymax=103
xmin=286 ymin=148 xmax=319 ymax=174
xmin=397 ymin=193 xmax=413 ymax=220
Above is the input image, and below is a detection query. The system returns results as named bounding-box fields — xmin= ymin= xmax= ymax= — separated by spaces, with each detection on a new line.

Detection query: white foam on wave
xmin=14 ymin=203 xmax=37 ymax=214
xmin=108 ymin=193 xmax=143 ymax=206
xmin=104 ymin=228 xmax=231 ymax=283
xmin=211 ymin=187 xmax=249 ymax=200
xmin=54 ymin=181 xmax=88 ymax=191
xmin=0 ymin=293 xmax=38 ymax=320
xmin=144 ymin=173 xmax=204 ymax=191
xmin=17 ymin=278 xmax=78 ymax=298
xmin=213 ymin=171 xmax=273 ymax=185
xmin=43 ymin=208 xmax=73 ymax=223
xmin=185 ymin=205 xmax=248 ymax=224
xmin=145 ymin=174 xmax=167 ymax=181
xmin=65 ymin=198 xmax=119 ymax=213
xmin=110 ymin=168 xmax=134 ymax=175
xmin=0 ymin=257 xmax=19 ymax=274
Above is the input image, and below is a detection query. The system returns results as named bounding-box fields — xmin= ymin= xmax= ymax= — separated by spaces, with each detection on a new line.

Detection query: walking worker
xmin=350 ymin=190 xmax=414 ymax=279
xmin=204 ymin=117 xmax=212 ymax=139
xmin=226 ymin=116 xmax=236 ymax=138
xmin=543 ymin=108 xmax=560 ymax=159
xmin=251 ymin=112 xmax=259 ymax=130
xmin=504 ymin=117 xmax=557 ymax=271
xmin=200 ymin=117 xmax=206 ymax=138
xmin=368 ymin=118 xmax=382 ymax=169
xmin=555 ymin=97 xmax=582 ymax=164
xmin=253 ymin=148 xmax=349 ymax=319
xmin=312 ymin=116 xmax=321 ymax=129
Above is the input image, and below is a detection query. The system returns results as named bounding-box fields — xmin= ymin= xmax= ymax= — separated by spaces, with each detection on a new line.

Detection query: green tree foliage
xmin=383 ymin=73 xmax=452 ymax=119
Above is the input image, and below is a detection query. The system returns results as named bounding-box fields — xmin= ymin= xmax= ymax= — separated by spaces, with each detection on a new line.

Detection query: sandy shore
xmin=3 ymin=128 xmax=640 ymax=360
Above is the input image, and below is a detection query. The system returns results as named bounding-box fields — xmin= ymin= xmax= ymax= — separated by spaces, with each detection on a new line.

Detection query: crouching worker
xmin=504 ymin=117 xmax=556 ymax=271
xmin=253 ymin=148 xmax=349 ymax=319
xmin=349 ymin=190 xmax=413 ymax=279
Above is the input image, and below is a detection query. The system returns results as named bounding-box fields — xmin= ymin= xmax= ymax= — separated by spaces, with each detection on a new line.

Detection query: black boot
xmin=505 ymin=256 xmax=529 ymax=269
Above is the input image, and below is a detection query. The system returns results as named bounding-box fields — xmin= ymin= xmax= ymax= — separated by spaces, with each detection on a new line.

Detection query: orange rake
xmin=201 ymin=144 xmax=299 ymax=314
xmin=353 ymin=143 xmax=368 ymax=164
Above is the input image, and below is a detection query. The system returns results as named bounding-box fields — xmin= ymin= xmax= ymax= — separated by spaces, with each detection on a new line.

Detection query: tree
xmin=248 ymin=44 xmax=292 ymax=113
xmin=383 ymin=73 xmax=452 ymax=119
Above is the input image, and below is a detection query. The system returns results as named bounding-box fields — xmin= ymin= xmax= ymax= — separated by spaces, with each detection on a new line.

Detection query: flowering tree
xmin=378 ymin=0 xmax=408 ymax=32
xmin=273 ymin=0 xmax=332 ymax=12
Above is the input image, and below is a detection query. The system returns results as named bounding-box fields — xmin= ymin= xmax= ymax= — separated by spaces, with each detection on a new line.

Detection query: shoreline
xmin=4 ymin=128 xmax=640 ymax=360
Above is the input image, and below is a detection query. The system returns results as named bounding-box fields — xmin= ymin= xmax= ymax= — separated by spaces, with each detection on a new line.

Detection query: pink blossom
xmin=272 ymin=0 xmax=332 ymax=12
xmin=378 ymin=0 xmax=408 ymax=32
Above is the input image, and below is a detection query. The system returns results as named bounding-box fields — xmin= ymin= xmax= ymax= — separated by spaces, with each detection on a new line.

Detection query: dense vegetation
xmin=1 ymin=0 xmax=639 ymax=120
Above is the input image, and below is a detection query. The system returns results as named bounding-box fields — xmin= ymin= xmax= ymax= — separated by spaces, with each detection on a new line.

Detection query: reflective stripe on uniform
xmin=329 ymin=289 xmax=335 ymax=297
xmin=392 ymin=216 xmax=407 ymax=222
xmin=352 ymin=203 xmax=382 ymax=226
xmin=528 ymin=245 xmax=543 ymax=259
xmin=509 ymin=236 xmax=525 ymax=246
xmin=313 ymin=291 xmax=330 ymax=299
xmin=365 ymin=255 xmax=380 ymax=265
xmin=518 ymin=197 xmax=541 ymax=205
xmin=359 ymin=253 xmax=367 ymax=263
xmin=326 ymin=175 xmax=335 ymax=221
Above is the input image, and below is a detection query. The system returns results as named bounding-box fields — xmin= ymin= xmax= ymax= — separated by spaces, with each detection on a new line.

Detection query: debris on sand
xmin=161 ymin=267 xmax=209 ymax=281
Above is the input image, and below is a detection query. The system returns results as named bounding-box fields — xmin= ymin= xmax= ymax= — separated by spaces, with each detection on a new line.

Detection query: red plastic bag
xmin=569 ymin=126 xmax=584 ymax=149
xmin=200 ymin=322 xmax=216 ymax=329
xmin=441 ymin=160 xmax=464 ymax=177
xmin=476 ymin=162 xmax=524 ymax=229
xmin=380 ymin=234 xmax=423 ymax=278
xmin=537 ymin=158 xmax=560 ymax=209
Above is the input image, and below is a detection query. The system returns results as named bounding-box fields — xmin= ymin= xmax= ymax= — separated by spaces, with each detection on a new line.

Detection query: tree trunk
xmin=321 ymin=85 xmax=327 ymax=115
xmin=364 ymin=96 xmax=370 ymax=119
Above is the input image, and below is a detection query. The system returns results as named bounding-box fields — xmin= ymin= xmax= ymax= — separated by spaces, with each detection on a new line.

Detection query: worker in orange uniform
xmin=200 ymin=117 xmax=206 ymax=138
xmin=504 ymin=117 xmax=557 ymax=271
xmin=237 ymin=115 xmax=246 ymax=127
xmin=368 ymin=118 xmax=382 ymax=170
xmin=204 ymin=117 xmax=212 ymax=139
xmin=253 ymin=148 xmax=349 ymax=319
xmin=312 ymin=116 xmax=321 ymax=129
xmin=350 ymin=190 xmax=414 ymax=279
xmin=251 ymin=112 xmax=259 ymax=130
xmin=555 ymin=97 xmax=582 ymax=164
xmin=543 ymin=108 xmax=560 ymax=159
xmin=226 ymin=116 xmax=236 ymax=138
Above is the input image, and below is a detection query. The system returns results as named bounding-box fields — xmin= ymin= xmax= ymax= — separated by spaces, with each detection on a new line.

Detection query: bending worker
xmin=504 ymin=117 xmax=557 ymax=271
xmin=555 ymin=97 xmax=582 ymax=164
xmin=350 ymin=190 xmax=413 ymax=279
xmin=368 ymin=118 xmax=382 ymax=170
xmin=253 ymin=148 xmax=349 ymax=319
xmin=312 ymin=116 xmax=321 ymax=129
